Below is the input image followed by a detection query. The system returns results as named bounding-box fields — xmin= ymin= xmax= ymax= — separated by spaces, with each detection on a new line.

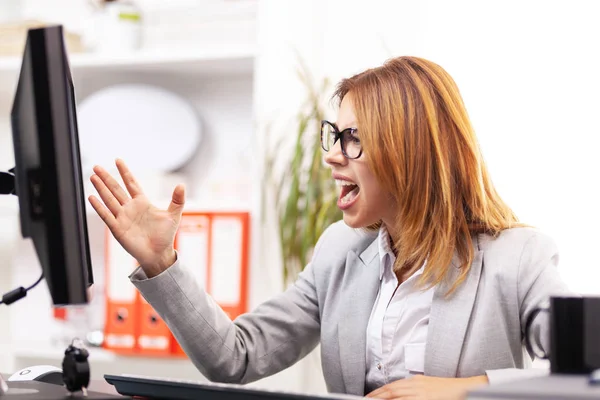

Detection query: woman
xmin=89 ymin=56 xmax=570 ymax=400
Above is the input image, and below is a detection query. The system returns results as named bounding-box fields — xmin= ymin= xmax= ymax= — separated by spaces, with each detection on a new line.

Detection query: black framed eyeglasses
xmin=320 ymin=120 xmax=363 ymax=159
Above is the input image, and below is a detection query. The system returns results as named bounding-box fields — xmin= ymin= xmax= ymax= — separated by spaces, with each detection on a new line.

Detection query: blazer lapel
xmin=425 ymin=235 xmax=484 ymax=377
xmin=338 ymin=239 xmax=380 ymax=395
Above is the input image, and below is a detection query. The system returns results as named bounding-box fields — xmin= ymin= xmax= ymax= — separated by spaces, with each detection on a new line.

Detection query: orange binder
xmin=176 ymin=214 xmax=211 ymax=292
xmin=207 ymin=212 xmax=250 ymax=320
xmin=103 ymin=229 xmax=138 ymax=355
xmin=53 ymin=308 xmax=67 ymax=320
xmin=169 ymin=213 xmax=211 ymax=357
xmin=171 ymin=211 xmax=250 ymax=357
xmin=104 ymin=227 xmax=172 ymax=356
xmin=103 ymin=211 xmax=250 ymax=358
xmin=137 ymin=293 xmax=172 ymax=356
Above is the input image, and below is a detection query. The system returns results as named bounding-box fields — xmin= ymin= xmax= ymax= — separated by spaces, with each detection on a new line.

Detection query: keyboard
xmin=104 ymin=374 xmax=364 ymax=400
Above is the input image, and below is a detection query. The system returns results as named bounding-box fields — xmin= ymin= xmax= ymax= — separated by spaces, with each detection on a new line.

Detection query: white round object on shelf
xmin=77 ymin=84 xmax=201 ymax=173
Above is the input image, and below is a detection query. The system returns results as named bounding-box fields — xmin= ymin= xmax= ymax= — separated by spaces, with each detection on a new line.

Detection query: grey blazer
xmin=130 ymin=221 xmax=571 ymax=395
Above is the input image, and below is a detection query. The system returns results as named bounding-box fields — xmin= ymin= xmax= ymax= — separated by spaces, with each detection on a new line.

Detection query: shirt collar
xmin=377 ymin=224 xmax=396 ymax=280
xmin=377 ymin=224 xmax=427 ymax=281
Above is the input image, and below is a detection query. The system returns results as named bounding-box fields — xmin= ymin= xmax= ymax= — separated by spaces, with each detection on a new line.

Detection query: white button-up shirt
xmin=364 ymin=225 xmax=436 ymax=393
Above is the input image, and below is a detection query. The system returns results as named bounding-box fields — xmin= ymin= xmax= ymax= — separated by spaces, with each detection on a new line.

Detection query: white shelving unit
xmin=0 ymin=43 xmax=259 ymax=379
xmin=0 ymin=48 xmax=256 ymax=108
xmin=0 ymin=48 xmax=255 ymax=81
xmin=0 ymin=45 xmax=258 ymax=208
xmin=0 ymin=1 xmax=329 ymax=395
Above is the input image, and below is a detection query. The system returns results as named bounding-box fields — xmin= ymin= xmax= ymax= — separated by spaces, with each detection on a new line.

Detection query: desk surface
xmin=468 ymin=374 xmax=600 ymax=400
xmin=1 ymin=373 xmax=124 ymax=399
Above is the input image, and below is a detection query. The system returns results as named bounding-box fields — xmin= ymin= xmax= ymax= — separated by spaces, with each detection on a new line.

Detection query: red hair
xmin=334 ymin=56 xmax=520 ymax=293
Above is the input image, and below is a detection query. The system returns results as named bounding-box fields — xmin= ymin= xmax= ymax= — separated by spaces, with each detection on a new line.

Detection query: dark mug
xmin=525 ymin=296 xmax=600 ymax=374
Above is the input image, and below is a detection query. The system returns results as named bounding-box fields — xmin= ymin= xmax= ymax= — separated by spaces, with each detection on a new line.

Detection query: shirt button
xmin=376 ymin=363 xmax=382 ymax=370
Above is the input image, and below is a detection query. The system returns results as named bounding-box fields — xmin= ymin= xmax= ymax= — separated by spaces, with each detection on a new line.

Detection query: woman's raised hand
xmin=88 ymin=159 xmax=185 ymax=278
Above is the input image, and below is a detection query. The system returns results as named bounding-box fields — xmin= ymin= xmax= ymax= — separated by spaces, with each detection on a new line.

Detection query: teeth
xmin=341 ymin=191 xmax=352 ymax=204
xmin=335 ymin=179 xmax=357 ymax=187
xmin=341 ymin=186 xmax=360 ymax=204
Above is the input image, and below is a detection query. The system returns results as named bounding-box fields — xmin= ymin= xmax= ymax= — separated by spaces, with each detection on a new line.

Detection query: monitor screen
xmin=10 ymin=25 xmax=93 ymax=305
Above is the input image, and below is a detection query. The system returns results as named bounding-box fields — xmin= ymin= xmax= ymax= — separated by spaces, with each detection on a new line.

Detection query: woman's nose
xmin=324 ymin=139 xmax=347 ymax=166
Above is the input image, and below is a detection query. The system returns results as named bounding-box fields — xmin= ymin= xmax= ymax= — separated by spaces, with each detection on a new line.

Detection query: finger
xmin=115 ymin=158 xmax=144 ymax=198
xmin=368 ymin=382 xmax=413 ymax=399
xmin=368 ymin=384 xmax=396 ymax=398
xmin=88 ymin=195 xmax=117 ymax=230
xmin=367 ymin=387 xmax=389 ymax=398
xmin=90 ymin=174 xmax=122 ymax=217
xmin=87 ymin=285 xmax=94 ymax=301
xmin=92 ymin=164 xmax=130 ymax=205
xmin=168 ymin=184 xmax=186 ymax=215
xmin=368 ymin=389 xmax=392 ymax=399
xmin=372 ymin=389 xmax=412 ymax=400
xmin=388 ymin=387 xmax=416 ymax=398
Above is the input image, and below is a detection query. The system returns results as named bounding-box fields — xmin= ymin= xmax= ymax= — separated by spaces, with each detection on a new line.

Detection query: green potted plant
xmin=263 ymin=60 xmax=342 ymax=285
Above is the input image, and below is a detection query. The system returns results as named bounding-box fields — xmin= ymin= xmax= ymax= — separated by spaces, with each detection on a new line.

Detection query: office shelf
xmin=0 ymin=47 xmax=255 ymax=78
xmin=1 ymin=35 xmax=259 ymax=389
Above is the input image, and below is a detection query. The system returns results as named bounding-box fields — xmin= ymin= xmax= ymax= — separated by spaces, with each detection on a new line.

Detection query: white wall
xmin=414 ymin=1 xmax=600 ymax=295
xmin=267 ymin=0 xmax=600 ymax=295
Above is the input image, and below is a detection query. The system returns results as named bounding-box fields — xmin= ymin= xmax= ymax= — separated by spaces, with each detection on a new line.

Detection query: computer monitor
xmin=9 ymin=25 xmax=93 ymax=305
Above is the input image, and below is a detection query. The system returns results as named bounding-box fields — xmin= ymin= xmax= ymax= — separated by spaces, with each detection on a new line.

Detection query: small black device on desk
xmin=105 ymin=374 xmax=363 ymax=400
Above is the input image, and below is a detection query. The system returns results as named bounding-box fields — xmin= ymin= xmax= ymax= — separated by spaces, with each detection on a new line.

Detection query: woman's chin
xmin=341 ymin=207 xmax=381 ymax=229
xmin=342 ymin=213 xmax=366 ymax=229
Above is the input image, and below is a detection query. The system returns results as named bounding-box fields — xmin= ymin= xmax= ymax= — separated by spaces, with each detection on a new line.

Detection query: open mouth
xmin=336 ymin=179 xmax=360 ymax=206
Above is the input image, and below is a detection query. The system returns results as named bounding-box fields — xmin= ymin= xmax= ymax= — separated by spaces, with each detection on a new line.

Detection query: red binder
xmin=103 ymin=229 xmax=138 ymax=355
xmin=171 ymin=211 xmax=250 ymax=357
xmin=103 ymin=211 xmax=250 ymax=358
xmin=137 ymin=293 xmax=173 ymax=356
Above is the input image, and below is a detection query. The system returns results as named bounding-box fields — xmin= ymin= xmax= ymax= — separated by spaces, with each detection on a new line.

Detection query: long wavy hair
xmin=334 ymin=56 xmax=520 ymax=294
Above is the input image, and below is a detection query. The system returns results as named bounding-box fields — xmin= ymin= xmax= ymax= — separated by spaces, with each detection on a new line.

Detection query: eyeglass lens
xmin=321 ymin=122 xmax=361 ymax=159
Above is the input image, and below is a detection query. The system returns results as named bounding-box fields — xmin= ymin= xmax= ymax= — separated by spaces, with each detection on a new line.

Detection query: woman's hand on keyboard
xmin=88 ymin=158 xmax=185 ymax=278
xmin=366 ymin=375 xmax=488 ymax=400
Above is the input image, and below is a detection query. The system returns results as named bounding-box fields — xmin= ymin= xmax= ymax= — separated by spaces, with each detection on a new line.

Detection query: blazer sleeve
xmin=129 ymin=228 xmax=332 ymax=384
xmin=485 ymin=232 xmax=573 ymax=384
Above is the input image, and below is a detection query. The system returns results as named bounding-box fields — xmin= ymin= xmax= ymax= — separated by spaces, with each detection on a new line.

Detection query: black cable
xmin=25 ymin=273 xmax=44 ymax=291
xmin=0 ymin=272 xmax=45 ymax=306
